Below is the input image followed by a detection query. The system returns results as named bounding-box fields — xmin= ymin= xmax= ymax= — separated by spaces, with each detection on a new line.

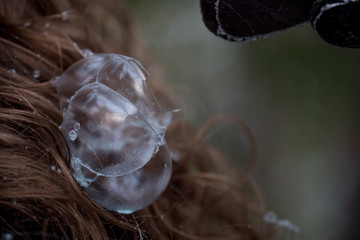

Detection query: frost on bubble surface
xmin=56 ymin=54 xmax=173 ymax=214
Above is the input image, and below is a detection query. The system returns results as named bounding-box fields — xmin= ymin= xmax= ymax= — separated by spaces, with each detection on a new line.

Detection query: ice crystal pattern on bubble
xmin=54 ymin=54 xmax=173 ymax=214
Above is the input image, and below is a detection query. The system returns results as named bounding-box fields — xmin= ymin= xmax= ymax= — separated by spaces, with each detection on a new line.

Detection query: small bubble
xmin=24 ymin=21 xmax=31 ymax=27
xmin=74 ymin=122 xmax=81 ymax=131
xmin=61 ymin=11 xmax=69 ymax=21
xmin=44 ymin=22 xmax=50 ymax=28
xmin=12 ymin=200 xmax=17 ymax=205
xmin=15 ymin=36 xmax=19 ymax=40
xmin=51 ymin=165 xmax=56 ymax=171
xmin=36 ymin=53 xmax=41 ymax=58
xmin=32 ymin=110 xmax=37 ymax=115
xmin=25 ymin=146 xmax=29 ymax=149
xmin=57 ymin=168 xmax=63 ymax=174
xmin=68 ymin=130 xmax=77 ymax=141
xmin=32 ymin=70 xmax=41 ymax=78
xmin=160 ymin=214 xmax=164 ymax=219
xmin=3 ymin=176 xmax=7 ymax=180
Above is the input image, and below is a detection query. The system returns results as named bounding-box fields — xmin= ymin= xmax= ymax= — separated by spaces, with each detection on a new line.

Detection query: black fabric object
xmin=200 ymin=0 xmax=360 ymax=48
xmin=311 ymin=0 xmax=360 ymax=48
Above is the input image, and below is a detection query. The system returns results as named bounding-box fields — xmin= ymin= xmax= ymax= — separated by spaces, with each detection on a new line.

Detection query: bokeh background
xmin=127 ymin=1 xmax=360 ymax=239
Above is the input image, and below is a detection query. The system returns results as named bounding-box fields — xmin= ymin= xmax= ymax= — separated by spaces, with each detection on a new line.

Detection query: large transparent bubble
xmin=54 ymin=54 xmax=172 ymax=214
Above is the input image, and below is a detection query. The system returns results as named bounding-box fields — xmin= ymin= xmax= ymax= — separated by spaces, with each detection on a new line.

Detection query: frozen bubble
xmin=264 ymin=211 xmax=278 ymax=223
xmin=74 ymin=122 xmax=80 ymax=131
xmin=68 ymin=130 xmax=77 ymax=141
xmin=61 ymin=10 xmax=69 ymax=21
xmin=32 ymin=70 xmax=41 ymax=78
xmin=44 ymin=22 xmax=50 ymax=28
xmin=57 ymin=54 xmax=174 ymax=214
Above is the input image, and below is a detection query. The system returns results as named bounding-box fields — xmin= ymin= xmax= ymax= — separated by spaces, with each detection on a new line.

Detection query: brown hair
xmin=0 ymin=1 xmax=269 ymax=239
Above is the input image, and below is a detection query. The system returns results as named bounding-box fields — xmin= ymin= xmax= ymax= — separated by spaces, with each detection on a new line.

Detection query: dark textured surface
xmin=311 ymin=0 xmax=360 ymax=48
xmin=200 ymin=0 xmax=313 ymax=41
xmin=201 ymin=0 xmax=360 ymax=48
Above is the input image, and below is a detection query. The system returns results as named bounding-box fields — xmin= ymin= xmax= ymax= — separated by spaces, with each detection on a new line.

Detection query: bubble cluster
xmin=55 ymin=54 xmax=173 ymax=213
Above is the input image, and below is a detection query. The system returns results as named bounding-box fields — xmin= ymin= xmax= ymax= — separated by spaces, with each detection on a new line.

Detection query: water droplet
xmin=74 ymin=122 xmax=80 ymax=131
xmin=32 ymin=70 xmax=41 ymax=78
xmin=36 ymin=53 xmax=41 ymax=58
xmin=8 ymin=69 xmax=16 ymax=74
xmin=24 ymin=21 xmax=31 ymax=27
xmin=3 ymin=176 xmax=7 ymax=180
xmin=51 ymin=165 xmax=56 ymax=171
xmin=57 ymin=168 xmax=63 ymax=174
xmin=68 ymin=130 xmax=77 ymax=141
xmin=44 ymin=22 xmax=50 ymax=28
xmin=61 ymin=10 xmax=69 ymax=21
xmin=264 ymin=211 xmax=278 ymax=223
xmin=81 ymin=48 xmax=94 ymax=57
xmin=12 ymin=200 xmax=17 ymax=205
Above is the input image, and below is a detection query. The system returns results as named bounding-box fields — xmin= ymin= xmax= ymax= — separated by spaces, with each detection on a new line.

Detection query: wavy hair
xmin=0 ymin=0 xmax=269 ymax=239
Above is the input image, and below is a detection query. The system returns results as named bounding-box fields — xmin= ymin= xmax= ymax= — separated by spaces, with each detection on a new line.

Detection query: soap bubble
xmin=57 ymin=54 xmax=173 ymax=213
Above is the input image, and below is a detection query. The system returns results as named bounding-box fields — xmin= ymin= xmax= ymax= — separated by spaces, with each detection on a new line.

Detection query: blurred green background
xmin=127 ymin=1 xmax=360 ymax=239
